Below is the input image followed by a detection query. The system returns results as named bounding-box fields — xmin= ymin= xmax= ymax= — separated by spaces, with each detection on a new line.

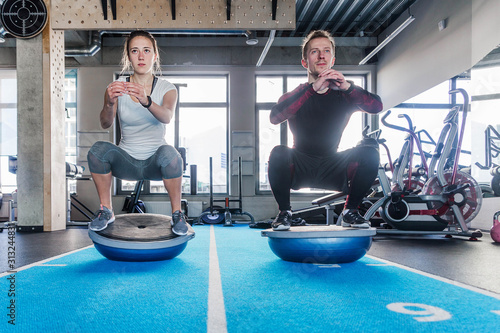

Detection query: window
xmin=117 ymin=75 xmax=228 ymax=195
xmin=469 ymin=65 xmax=500 ymax=183
xmin=256 ymin=74 xmax=367 ymax=192
xmin=0 ymin=70 xmax=78 ymax=193
xmin=0 ymin=70 xmax=17 ymax=193
xmin=256 ymin=76 xmax=288 ymax=192
xmin=65 ymin=70 xmax=78 ymax=194
xmin=386 ymin=77 xmax=471 ymax=173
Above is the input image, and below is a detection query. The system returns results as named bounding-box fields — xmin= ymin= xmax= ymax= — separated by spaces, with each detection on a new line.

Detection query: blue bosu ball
xmin=88 ymin=213 xmax=195 ymax=262
xmin=262 ymin=226 xmax=376 ymax=264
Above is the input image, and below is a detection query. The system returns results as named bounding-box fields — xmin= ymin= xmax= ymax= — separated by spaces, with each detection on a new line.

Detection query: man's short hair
xmin=301 ymin=30 xmax=336 ymax=60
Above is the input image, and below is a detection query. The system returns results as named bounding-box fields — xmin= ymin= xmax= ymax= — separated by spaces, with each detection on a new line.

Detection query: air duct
xmin=65 ymin=30 xmax=249 ymax=57
xmin=256 ymin=30 xmax=276 ymax=67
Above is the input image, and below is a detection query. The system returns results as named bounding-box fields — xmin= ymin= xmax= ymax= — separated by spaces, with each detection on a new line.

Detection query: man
xmin=268 ymin=30 xmax=383 ymax=231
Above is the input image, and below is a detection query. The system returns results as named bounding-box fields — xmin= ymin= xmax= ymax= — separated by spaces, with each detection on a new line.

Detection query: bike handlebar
xmin=381 ymin=110 xmax=413 ymax=134
xmin=448 ymin=89 xmax=470 ymax=184
xmin=398 ymin=114 xmax=414 ymax=132
xmin=361 ymin=125 xmax=382 ymax=140
xmin=449 ymin=88 xmax=469 ymax=112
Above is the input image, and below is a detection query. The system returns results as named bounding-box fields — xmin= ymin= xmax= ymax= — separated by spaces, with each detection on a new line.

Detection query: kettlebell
xmin=492 ymin=212 xmax=500 ymax=243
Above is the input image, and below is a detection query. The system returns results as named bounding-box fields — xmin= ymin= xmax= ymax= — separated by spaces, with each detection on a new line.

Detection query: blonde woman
xmin=87 ymin=31 xmax=188 ymax=235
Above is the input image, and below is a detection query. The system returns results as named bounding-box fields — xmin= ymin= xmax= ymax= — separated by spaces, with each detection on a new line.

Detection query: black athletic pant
xmin=268 ymin=145 xmax=379 ymax=212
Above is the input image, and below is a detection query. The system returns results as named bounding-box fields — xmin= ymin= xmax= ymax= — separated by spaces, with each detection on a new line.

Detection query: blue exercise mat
xmin=214 ymin=225 xmax=500 ymax=333
xmin=1 ymin=227 xmax=211 ymax=333
xmin=1 ymin=224 xmax=499 ymax=332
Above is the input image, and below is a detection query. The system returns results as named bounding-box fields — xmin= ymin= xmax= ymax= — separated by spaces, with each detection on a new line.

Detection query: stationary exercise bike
xmin=363 ymin=89 xmax=482 ymax=239
xmin=384 ymin=112 xmax=429 ymax=193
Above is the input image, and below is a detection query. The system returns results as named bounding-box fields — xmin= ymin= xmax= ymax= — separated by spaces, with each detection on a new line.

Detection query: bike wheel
xmin=421 ymin=170 xmax=482 ymax=226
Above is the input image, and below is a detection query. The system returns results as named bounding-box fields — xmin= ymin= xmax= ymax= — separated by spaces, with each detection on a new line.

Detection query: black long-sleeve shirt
xmin=270 ymin=82 xmax=383 ymax=155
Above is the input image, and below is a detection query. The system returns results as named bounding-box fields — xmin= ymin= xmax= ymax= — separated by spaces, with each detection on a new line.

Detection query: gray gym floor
xmin=0 ymin=226 xmax=92 ymax=273
xmin=1 ymin=222 xmax=499 ymax=295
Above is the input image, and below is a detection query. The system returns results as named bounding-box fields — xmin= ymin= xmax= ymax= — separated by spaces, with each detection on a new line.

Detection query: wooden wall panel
xmin=51 ymin=0 xmax=295 ymax=30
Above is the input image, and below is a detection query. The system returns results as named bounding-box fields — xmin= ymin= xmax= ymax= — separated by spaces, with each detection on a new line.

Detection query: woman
xmin=87 ymin=30 xmax=188 ymax=236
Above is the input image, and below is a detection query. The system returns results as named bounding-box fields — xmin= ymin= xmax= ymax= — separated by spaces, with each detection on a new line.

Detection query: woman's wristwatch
xmin=141 ymin=96 xmax=152 ymax=108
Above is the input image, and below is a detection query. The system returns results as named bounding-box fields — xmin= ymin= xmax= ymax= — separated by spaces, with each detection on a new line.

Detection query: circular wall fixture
xmin=0 ymin=0 xmax=48 ymax=39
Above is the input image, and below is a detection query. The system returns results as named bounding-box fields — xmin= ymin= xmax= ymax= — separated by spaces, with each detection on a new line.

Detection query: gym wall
xmin=377 ymin=0 xmax=500 ymax=110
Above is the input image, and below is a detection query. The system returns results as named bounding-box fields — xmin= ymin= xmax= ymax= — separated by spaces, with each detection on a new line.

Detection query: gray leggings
xmin=87 ymin=141 xmax=183 ymax=181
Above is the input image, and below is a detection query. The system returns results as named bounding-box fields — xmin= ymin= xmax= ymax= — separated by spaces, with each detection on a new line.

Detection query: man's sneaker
xmin=341 ymin=209 xmax=370 ymax=229
xmin=171 ymin=210 xmax=189 ymax=236
xmin=89 ymin=205 xmax=115 ymax=231
xmin=272 ymin=211 xmax=292 ymax=231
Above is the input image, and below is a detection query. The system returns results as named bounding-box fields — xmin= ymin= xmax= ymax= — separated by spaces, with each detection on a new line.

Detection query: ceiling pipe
xmin=359 ymin=14 xmax=415 ymax=65
xmin=65 ymin=31 xmax=106 ymax=57
xmin=0 ymin=26 xmax=6 ymax=43
xmin=65 ymin=30 xmax=249 ymax=57
xmin=256 ymin=30 xmax=276 ymax=67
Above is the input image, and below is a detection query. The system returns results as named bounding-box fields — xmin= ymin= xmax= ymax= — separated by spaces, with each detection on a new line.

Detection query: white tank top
xmin=116 ymin=76 xmax=176 ymax=160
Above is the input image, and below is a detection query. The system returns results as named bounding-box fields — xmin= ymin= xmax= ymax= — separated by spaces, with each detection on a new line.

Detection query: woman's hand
xmin=106 ymin=81 xmax=127 ymax=106
xmin=124 ymin=81 xmax=149 ymax=105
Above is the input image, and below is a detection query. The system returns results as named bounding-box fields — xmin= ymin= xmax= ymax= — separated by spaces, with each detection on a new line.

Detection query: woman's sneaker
xmin=171 ymin=210 xmax=189 ymax=236
xmin=341 ymin=209 xmax=370 ymax=229
xmin=272 ymin=211 xmax=292 ymax=231
xmin=89 ymin=205 xmax=115 ymax=231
